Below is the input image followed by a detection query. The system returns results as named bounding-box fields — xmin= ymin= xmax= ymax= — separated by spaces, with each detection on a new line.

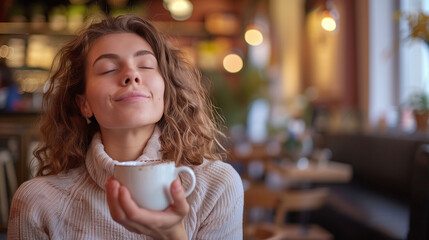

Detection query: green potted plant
xmin=409 ymin=92 xmax=429 ymax=131
xmin=399 ymin=12 xmax=429 ymax=131
xmin=404 ymin=11 xmax=429 ymax=47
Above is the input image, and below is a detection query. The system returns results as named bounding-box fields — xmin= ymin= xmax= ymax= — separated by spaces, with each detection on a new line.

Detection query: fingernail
xmin=172 ymin=180 xmax=182 ymax=193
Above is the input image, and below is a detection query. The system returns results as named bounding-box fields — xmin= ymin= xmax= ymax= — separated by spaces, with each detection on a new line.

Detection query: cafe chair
xmin=407 ymin=144 xmax=429 ymax=240
xmin=275 ymin=188 xmax=333 ymax=240
xmin=27 ymin=140 xmax=39 ymax=178
xmin=244 ymin=184 xmax=333 ymax=240
xmin=244 ymin=184 xmax=285 ymax=240
xmin=0 ymin=149 xmax=17 ymax=226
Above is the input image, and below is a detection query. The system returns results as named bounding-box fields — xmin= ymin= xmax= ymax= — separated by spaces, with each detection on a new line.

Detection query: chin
xmin=125 ymin=119 xmax=160 ymax=128
xmin=100 ymin=120 xmax=158 ymax=130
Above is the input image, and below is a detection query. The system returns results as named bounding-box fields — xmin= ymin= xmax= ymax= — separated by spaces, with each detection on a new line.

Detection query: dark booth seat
xmin=313 ymin=132 xmax=429 ymax=240
xmin=407 ymin=144 xmax=429 ymax=240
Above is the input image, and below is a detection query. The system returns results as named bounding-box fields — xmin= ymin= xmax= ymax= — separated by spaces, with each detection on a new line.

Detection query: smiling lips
xmin=114 ymin=92 xmax=150 ymax=102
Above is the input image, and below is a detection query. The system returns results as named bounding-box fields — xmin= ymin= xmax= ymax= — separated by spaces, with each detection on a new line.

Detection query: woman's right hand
xmin=105 ymin=177 xmax=189 ymax=240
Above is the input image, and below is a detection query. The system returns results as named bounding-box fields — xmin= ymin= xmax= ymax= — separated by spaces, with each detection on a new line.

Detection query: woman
xmin=8 ymin=15 xmax=243 ymax=239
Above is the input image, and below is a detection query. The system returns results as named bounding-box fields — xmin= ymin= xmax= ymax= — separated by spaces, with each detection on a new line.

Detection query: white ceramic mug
xmin=113 ymin=161 xmax=196 ymax=211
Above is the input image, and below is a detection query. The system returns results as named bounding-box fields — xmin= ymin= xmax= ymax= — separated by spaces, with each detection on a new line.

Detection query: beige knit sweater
xmin=7 ymin=129 xmax=244 ymax=239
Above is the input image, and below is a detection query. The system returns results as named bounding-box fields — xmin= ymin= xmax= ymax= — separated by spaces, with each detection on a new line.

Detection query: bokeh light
xmin=244 ymin=29 xmax=264 ymax=46
xmin=321 ymin=16 xmax=336 ymax=31
xmin=223 ymin=53 xmax=243 ymax=73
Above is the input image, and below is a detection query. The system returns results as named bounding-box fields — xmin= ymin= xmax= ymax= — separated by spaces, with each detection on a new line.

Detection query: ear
xmin=76 ymin=95 xmax=93 ymax=118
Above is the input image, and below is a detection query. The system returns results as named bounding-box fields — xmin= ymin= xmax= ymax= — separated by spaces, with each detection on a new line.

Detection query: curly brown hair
xmin=35 ymin=15 xmax=226 ymax=176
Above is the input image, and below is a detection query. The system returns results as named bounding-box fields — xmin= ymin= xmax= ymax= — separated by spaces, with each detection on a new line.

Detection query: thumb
xmin=170 ymin=178 xmax=189 ymax=216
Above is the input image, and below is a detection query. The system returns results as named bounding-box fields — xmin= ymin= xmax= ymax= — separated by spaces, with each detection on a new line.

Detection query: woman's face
xmin=80 ymin=33 xmax=165 ymax=132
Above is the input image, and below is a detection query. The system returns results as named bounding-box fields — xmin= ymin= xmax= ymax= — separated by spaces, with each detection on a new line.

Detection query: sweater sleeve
xmin=7 ymin=180 xmax=50 ymax=240
xmin=196 ymin=163 xmax=244 ymax=240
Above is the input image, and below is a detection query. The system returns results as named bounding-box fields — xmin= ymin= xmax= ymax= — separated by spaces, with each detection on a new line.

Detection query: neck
xmin=99 ymin=125 xmax=156 ymax=162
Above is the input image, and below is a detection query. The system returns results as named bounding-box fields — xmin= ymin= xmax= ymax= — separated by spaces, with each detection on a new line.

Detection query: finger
xmin=105 ymin=177 xmax=128 ymax=222
xmin=117 ymin=186 xmax=160 ymax=235
xmin=107 ymin=179 xmax=157 ymax=235
xmin=169 ymin=178 xmax=189 ymax=216
xmin=117 ymin=186 xmax=153 ymax=224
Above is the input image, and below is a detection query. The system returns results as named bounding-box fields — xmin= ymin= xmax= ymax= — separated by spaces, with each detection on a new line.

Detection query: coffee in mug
xmin=113 ymin=160 xmax=196 ymax=211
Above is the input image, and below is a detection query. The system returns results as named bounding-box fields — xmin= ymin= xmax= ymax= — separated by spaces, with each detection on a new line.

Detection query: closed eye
xmin=101 ymin=69 xmax=116 ymax=75
xmin=139 ymin=66 xmax=154 ymax=70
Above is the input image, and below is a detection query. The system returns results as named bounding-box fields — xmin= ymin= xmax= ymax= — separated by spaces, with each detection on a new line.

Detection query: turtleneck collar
xmin=85 ymin=126 xmax=163 ymax=190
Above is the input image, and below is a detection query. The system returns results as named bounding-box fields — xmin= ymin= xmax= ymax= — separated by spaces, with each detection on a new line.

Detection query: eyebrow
xmin=92 ymin=50 xmax=155 ymax=66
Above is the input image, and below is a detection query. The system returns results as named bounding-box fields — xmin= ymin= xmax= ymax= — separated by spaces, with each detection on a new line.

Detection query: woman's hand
xmin=105 ymin=177 xmax=189 ymax=240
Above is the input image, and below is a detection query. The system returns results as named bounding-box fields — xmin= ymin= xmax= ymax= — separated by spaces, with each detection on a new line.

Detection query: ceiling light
xmin=321 ymin=0 xmax=339 ymax=32
xmin=321 ymin=14 xmax=336 ymax=31
xmin=168 ymin=0 xmax=193 ymax=21
xmin=223 ymin=53 xmax=243 ymax=73
xmin=245 ymin=28 xmax=264 ymax=46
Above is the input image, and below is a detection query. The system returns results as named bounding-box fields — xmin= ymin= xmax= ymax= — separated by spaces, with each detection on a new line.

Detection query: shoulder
xmin=9 ymin=167 xmax=90 ymax=229
xmin=12 ymin=168 xmax=84 ymax=208
xmin=186 ymin=160 xmax=244 ymax=238
xmin=13 ymin=178 xmax=61 ymax=207
xmin=195 ymin=160 xmax=242 ymax=186
xmin=9 ymin=176 xmax=65 ymax=226
xmin=8 ymin=170 xmax=81 ymax=238
xmin=191 ymin=159 xmax=244 ymax=202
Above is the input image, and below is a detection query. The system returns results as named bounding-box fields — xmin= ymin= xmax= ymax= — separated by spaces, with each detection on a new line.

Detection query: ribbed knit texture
xmin=7 ymin=128 xmax=244 ymax=239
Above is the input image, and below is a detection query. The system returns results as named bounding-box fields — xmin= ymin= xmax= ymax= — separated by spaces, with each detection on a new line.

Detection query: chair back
xmin=244 ymin=185 xmax=331 ymax=239
xmin=244 ymin=184 xmax=285 ymax=240
xmin=275 ymin=188 xmax=329 ymax=226
xmin=244 ymin=185 xmax=329 ymax=225
xmin=408 ymin=144 xmax=429 ymax=240
xmin=281 ymin=188 xmax=329 ymax=211
xmin=244 ymin=184 xmax=282 ymax=209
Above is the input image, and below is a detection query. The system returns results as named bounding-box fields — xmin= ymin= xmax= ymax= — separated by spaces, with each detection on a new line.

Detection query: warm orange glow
xmin=0 ymin=45 xmax=9 ymax=58
xmin=223 ymin=54 xmax=243 ymax=73
xmin=167 ymin=0 xmax=193 ymax=21
xmin=244 ymin=29 xmax=264 ymax=46
xmin=321 ymin=16 xmax=336 ymax=31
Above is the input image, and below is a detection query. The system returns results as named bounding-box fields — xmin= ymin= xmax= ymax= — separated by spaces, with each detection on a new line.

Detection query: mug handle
xmin=175 ymin=166 xmax=196 ymax=197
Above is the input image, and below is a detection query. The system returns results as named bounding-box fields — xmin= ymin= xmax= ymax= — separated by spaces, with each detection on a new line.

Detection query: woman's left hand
xmin=105 ymin=177 xmax=189 ymax=240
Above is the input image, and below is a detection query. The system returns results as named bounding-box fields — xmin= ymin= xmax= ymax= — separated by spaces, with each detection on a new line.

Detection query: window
xmin=399 ymin=0 xmax=429 ymax=104
xmin=368 ymin=0 xmax=428 ymax=131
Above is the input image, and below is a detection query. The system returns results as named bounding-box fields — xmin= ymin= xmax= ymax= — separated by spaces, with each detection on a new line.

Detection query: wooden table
xmin=269 ymin=161 xmax=353 ymax=184
xmin=265 ymin=160 xmax=353 ymax=238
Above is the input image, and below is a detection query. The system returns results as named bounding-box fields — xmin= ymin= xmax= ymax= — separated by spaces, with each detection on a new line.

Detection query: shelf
xmin=0 ymin=22 xmax=74 ymax=36
xmin=0 ymin=21 xmax=211 ymax=38
xmin=12 ymin=66 xmax=49 ymax=71
xmin=153 ymin=21 xmax=210 ymax=38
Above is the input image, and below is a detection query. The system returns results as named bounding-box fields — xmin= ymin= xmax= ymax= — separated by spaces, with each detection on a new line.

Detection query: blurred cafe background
xmin=0 ymin=0 xmax=428 ymax=239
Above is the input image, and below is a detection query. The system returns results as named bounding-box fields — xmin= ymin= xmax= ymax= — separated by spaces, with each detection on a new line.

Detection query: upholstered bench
xmin=312 ymin=132 xmax=428 ymax=240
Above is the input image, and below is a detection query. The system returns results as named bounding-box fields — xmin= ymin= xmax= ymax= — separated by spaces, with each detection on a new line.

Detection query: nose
xmin=124 ymin=76 xmax=139 ymax=85
xmin=122 ymin=67 xmax=141 ymax=85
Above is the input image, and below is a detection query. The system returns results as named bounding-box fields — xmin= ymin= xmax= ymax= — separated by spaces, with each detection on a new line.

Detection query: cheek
xmin=155 ymin=89 xmax=165 ymax=111
xmin=86 ymin=86 xmax=111 ymax=111
xmin=153 ymin=76 xmax=165 ymax=102
xmin=154 ymin=81 xmax=165 ymax=115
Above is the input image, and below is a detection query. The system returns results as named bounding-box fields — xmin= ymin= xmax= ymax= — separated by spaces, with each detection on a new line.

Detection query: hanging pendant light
xmin=321 ymin=0 xmax=339 ymax=32
xmin=164 ymin=0 xmax=193 ymax=21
